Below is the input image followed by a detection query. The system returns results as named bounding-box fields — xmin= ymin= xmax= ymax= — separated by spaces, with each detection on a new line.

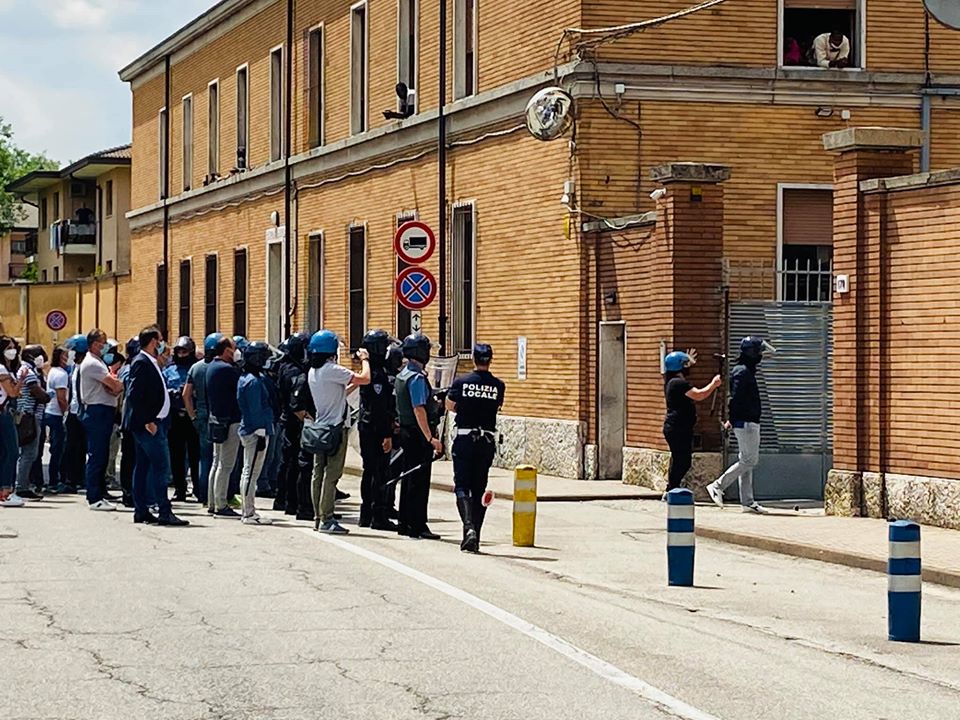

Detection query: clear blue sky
xmin=0 ymin=0 xmax=212 ymax=165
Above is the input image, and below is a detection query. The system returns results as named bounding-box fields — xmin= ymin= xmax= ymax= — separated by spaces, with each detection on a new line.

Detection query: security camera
xmin=649 ymin=188 xmax=667 ymax=201
xmin=560 ymin=192 xmax=571 ymax=206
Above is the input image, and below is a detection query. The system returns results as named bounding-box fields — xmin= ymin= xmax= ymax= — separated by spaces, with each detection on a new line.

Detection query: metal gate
xmin=726 ymin=301 xmax=833 ymax=502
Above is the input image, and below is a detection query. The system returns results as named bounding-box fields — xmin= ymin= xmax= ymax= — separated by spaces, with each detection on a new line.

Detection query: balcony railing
xmin=11 ymin=232 xmax=38 ymax=256
xmin=778 ymin=257 xmax=834 ymax=303
xmin=65 ymin=222 xmax=96 ymax=242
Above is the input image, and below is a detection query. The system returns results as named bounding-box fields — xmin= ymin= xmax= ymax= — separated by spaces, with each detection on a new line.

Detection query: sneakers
xmin=89 ymin=500 xmax=117 ymax=511
xmin=214 ymin=507 xmax=241 ymax=519
xmin=318 ymin=520 xmax=349 ymax=534
xmin=1 ymin=493 xmax=25 ymax=507
xmin=743 ymin=502 xmax=769 ymax=515
xmin=18 ymin=489 xmax=43 ymax=501
xmin=242 ymin=513 xmax=274 ymax=525
xmin=706 ymin=482 xmax=724 ymax=509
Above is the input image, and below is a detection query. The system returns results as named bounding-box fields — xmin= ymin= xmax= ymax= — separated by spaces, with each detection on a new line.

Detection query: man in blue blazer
xmin=123 ymin=325 xmax=188 ymax=526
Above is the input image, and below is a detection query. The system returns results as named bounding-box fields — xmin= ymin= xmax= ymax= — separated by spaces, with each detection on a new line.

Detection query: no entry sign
xmin=46 ymin=310 xmax=68 ymax=332
xmin=394 ymin=221 xmax=436 ymax=265
xmin=396 ymin=266 xmax=437 ymax=311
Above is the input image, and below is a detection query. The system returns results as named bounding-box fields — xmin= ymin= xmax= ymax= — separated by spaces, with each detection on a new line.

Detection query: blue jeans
xmin=44 ymin=414 xmax=66 ymax=488
xmin=82 ymin=404 xmax=116 ymax=504
xmin=257 ymin=429 xmax=282 ymax=493
xmin=16 ymin=422 xmax=41 ymax=492
xmin=194 ymin=414 xmax=213 ymax=503
xmin=132 ymin=423 xmax=172 ymax=518
xmin=0 ymin=410 xmax=18 ymax=491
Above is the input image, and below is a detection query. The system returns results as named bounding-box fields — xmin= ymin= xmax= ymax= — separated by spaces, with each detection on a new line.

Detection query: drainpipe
xmin=95 ymin=183 xmax=102 ymax=325
xmin=283 ymin=0 xmax=293 ymax=337
xmin=438 ymin=0 xmax=448 ymax=352
xmin=162 ymin=54 xmax=171 ymax=340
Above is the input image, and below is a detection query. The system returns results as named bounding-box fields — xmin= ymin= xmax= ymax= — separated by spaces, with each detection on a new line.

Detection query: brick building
xmin=118 ymin=0 xmax=960 ymax=485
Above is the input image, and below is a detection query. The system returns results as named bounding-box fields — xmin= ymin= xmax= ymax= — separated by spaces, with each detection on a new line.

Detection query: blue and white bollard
xmin=667 ymin=488 xmax=695 ymax=587
xmin=888 ymin=520 xmax=921 ymax=643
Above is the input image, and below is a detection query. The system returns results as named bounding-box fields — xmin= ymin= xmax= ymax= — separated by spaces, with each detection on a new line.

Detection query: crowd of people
xmin=0 ymin=325 xmax=506 ymax=552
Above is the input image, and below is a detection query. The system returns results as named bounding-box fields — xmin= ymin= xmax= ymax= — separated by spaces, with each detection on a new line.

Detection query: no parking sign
xmin=46 ymin=310 xmax=68 ymax=332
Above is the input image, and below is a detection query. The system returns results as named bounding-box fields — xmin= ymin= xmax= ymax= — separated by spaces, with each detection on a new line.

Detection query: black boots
xmin=457 ymin=496 xmax=479 ymax=554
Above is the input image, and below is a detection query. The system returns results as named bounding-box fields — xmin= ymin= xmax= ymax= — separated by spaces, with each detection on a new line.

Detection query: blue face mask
xmin=103 ymin=353 xmax=116 ymax=366
xmin=158 ymin=341 xmax=167 ymax=354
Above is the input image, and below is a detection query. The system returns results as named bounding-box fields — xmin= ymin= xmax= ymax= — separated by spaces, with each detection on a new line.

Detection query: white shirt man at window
xmin=813 ymin=31 xmax=850 ymax=69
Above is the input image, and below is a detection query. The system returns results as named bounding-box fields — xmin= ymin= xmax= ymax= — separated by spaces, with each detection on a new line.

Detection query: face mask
xmin=103 ymin=353 xmax=116 ymax=366
xmin=233 ymin=349 xmax=242 ymax=364
xmin=158 ymin=341 xmax=167 ymax=354
xmin=35 ymin=357 xmax=46 ymax=369
xmin=4 ymin=348 xmax=17 ymax=361
xmin=174 ymin=353 xmax=192 ymax=367
xmin=67 ymin=350 xmax=76 ymax=367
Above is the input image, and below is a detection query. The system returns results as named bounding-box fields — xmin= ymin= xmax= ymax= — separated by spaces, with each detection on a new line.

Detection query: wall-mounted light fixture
xmin=815 ymin=106 xmax=834 ymax=118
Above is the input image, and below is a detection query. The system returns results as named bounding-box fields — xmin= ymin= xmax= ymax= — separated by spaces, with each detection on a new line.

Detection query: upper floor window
xmin=159 ymin=107 xmax=168 ymax=199
xmin=236 ymin=65 xmax=249 ymax=169
xmin=452 ymin=203 xmax=476 ymax=351
xmin=779 ymin=186 xmax=834 ymax=302
xmin=105 ymin=180 xmax=114 ymax=217
xmin=307 ymin=232 xmax=324 ymax=331
xmin=781 ymin=0 xmax=862 ymax=69
xmin=349 ymin=225 xmax=366 ymax=350
xmin=397 ymin=0 xmax=418 ymax=114
xmin=208 ymin=80 xmax=220 ymax=177
xmin=53 ymin=191 xmax=60 ymax=220
xmin=182 ymin=95 xmax=193 ymax=192
xmin=270 ymin=47 xmax=284 ymax=162
xmin=454 ymin=0 xmax=477 ymax=99
xmin=307 ymin=26 xmax=324 ymax=148
xmin=351 ymin=1 xmax=369 ymax=134
xmin=41 ymin=198 xmax=48 ymax=227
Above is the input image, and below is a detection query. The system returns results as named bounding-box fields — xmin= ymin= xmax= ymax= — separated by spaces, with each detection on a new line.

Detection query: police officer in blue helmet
xmin=661 ymin=349 xmax=721 ymax=498
xmin=182 ymin=332 xmax=225 ymax=506
xmin=445 ymin=343 xmax=505 ymax=553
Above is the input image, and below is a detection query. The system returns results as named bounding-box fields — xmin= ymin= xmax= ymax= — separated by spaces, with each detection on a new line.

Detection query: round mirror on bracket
xmin=525 ymin=87 xmax=574 ymax=142
xmin=924 ymin=0 xmax=960 ymax=30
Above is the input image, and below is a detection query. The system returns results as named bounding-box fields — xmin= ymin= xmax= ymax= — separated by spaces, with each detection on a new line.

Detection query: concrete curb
xmin=696 ymin=526 xmax=960 ymax=590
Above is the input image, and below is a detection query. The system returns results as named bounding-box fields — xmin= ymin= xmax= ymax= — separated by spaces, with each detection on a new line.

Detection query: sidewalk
xmin=342 ymin=448 xmax=657 ymax=501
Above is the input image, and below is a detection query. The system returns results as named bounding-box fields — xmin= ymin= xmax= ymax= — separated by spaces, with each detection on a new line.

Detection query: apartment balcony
xmin=56 ymin=221 xmax=97 ymax=255
xmin=10 ymin=231 xmax=37 ymax=257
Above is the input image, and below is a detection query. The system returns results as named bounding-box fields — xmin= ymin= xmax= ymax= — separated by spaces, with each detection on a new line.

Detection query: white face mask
xmin=233 ymin=349 xmax=242 ymax=364
xmin=66 ymin=350 xmax=76 ymax=368
xmin=4 ymin=348 xmax=17 ymax=361
xmin=34 ymin=357 xmax=45 ymax=369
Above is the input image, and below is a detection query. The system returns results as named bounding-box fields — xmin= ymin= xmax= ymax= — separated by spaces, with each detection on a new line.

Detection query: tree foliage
xmin=0 ymin=117 xmax=58 ymax=233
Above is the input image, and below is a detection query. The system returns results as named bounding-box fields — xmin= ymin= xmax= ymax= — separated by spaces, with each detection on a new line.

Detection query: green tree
xmin=0 ymin=116 xmax=58 ymax=233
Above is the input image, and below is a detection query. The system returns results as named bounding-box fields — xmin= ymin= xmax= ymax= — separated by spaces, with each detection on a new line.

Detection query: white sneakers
xmin=706 ymin=482 xmax=724 ymax=509
xmin=742 ymin=502 xmax=769 ymax=515
xmin=242 ymin=513 xmax=273 ymax=525
xmin=0 ymin=494 xmax=25 ymax=507
xmin=89 ymin=500 xmax=117 ymax=511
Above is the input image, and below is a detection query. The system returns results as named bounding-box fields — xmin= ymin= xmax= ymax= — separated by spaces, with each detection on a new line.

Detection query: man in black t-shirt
xmin=446 ymin=343 xmax=505 ymax=553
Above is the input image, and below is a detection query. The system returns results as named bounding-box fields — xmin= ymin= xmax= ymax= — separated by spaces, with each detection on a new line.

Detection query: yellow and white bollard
xmin=512 ymin=465 xmax=538 ymax=547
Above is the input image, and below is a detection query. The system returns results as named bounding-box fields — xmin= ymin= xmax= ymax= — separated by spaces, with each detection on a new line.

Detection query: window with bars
xmin=452 ymin=204 xmax=475 ymax=351
xmin=779 ymin=188 xmax=834 ymax=302
xmin=178 ymin=260 xmax=192 ymax=338
xmin=204 ymin=254 xmax=218 ymax=336
xmin=236 ymin=66 xmax=249 ymax=169
xmin=307 ymin=234 xmax=323 ymax=332
xmin=307 ymin=27 xmax=324 ymax=148
xmin=349 ymin=226 xmax=366 ymax=350
xmin=233 ymin=249 xmax=247 ymax=337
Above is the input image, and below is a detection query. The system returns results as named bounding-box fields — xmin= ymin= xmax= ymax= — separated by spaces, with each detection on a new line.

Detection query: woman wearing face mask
xmin=43 ymin=347 xmax=70 ymax=495
xmin=15 ymin=345 xmax=51 ymax=501
xmin=661 ymin=350 xmax=721 ymax=495
xmin=0 ymin=337 xmax=23 ymax=506
xmin=28 ymin=348 xmax=50 ymax=493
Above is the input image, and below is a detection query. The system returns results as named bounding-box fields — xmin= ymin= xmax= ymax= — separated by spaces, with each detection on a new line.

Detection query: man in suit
xmin=123 ymin=325 xmax=188 ymax=526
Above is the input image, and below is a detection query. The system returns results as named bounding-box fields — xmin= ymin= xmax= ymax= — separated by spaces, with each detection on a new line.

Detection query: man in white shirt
xmin=123 ymin=326 xmax=188 ymax=526
xmin=79 ymin=329 xmax=123 ymax=510
xmin=813 ymin=31 xmax=850 ymax=69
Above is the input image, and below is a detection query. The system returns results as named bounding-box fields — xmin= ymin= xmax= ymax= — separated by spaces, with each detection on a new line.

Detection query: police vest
xmin=395 ymin=365 xmax=431 ymax=429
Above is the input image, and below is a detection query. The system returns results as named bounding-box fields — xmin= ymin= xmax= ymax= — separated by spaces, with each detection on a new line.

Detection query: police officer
xmin=183 ymin=332 xmax=221 ymax=506
xmin=395 ymin=333 xmax=441 ymax=540
xmin=358 ymin=329 xmax=398 ymax=531
xmin=446 ymin=343 xmax=505 ymax=553
xmin=165 ymin=336 xmax=201 ymax=503
xmin=272 ymin=332 xmax=311 ymax=516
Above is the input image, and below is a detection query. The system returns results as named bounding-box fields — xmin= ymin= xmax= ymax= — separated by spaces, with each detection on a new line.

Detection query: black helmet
xmin=283 ymin=331 xmax=311 ymax=364
xmin=739 ymin=336 xmax=764 ymax=363
xmin=361 ymin=329 xmax=391 ymax=365
xmin=243 ymin=341 xmax=272 ymax=372
xmin=385 ymin=343 xmax=404 ymax=376
xmin=125 ymin=337 xmax=141 ymax=361
xmin=401 ymin=333 xmax=431 ymax=365
xmin=175 ymin=336 xmax=197 ymax=356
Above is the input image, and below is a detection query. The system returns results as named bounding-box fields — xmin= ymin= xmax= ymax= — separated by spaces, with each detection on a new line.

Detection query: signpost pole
xmin=438 ymin=0 xmax=448 ymax=353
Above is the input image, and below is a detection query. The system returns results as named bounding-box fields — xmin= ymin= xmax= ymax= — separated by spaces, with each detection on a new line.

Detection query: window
xmin=452 ymin=203 xmax=475 ymax=351
xmin=53 ymin=192 xmax=60 ymax=221
xmin=781 ymin=0 xmax=861 ymax=69
xmin=233 ymin=249 xmax=247 ymax=337
xmin=307 ymin=26 xmax=324 ymax=148
xmin=156 ymin=263 xmax=168 ymax=338
xmin=397 ymin=0 xmax=417 ymax=113
xmin=179 ymin=259 xmax=192 ymax=338
xmin=182 ymin=95 xmax=193 ymax=191
xmin=270 ymin=47 xmax=283 ymax=162
xmin=236 ymin=65 xmax=249 ymax=169
xmin=204 ymin=254 xmax=218 ymax=336
xmin=350 ymin=2 xmax=368 ymax=134
xmin=106 ymin=260 xmax=112 ymax=273
xmin=208 ymin=81 xmax=220 ymax=176
xmin=779 ymin=187 xmax=834 ymax=302
xmin=40 ymin=198 xmax=48 ymax=227
xmin=41 ymin=270 xmax=47 ymax=283
xmin=307 ymin=233 xmax=323 ymax=331
xmin=396 ymin=212 xmax=416 ymax=338
xmin=105 ymin=180 xmax=114 ymax=217
xmin=159 ymin=108 xmax=168 ymax=199
xmin=454 ymin=0 xmax=477 ymax=99
xmin=266 ymin=240 xmax=284 ymax=346
xmin=53 ymin=267 xmax=59 ymax=282
xmin=349 ymin=225 xmax=366 ymax=350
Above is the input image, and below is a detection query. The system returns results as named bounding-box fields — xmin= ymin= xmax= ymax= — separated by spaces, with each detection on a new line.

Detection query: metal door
xmin=598 ymin=322 xmax=626 ymax=480
xmin=726 ymin=302 xmax=832 ymax=501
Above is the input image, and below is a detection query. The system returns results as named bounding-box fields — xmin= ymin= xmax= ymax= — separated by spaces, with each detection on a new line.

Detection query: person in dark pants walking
xmin=357 ymin=329 xmax=398 ymax=531
xmin=446 ymin=343 xmax=505 ymax=553
xmin=164 ymin=337 xmax=201 ymax=502
xmin=62 ymin=334 xmax=88 ymax=495
xmin=183 ymin=333 xmax=221 ymax=505
xmin=118 ymin=338 xmax=140 ymax=507
xmin=272 ymin=332 xmax=311 ymax=516
xmin=43 ymin=347 xmax=70 ymax=494
xmin=661 ymin=350 xmax=721 ymax=495
xmin=79 ymin=329 xmax=124 ymax=511
xmin=124 ymin=326 xmax=188 ymax=526
xmin=395 ymin=333 xmax=442 ymax=540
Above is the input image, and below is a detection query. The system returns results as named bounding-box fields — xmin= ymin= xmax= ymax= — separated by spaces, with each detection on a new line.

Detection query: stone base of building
xmin=826 ymin=468 xmax=960 ymax=530
xmin=494 ymin=415 xmax=586 ymax=479
xmin=621 ymin=446 xmax=722 ymax=501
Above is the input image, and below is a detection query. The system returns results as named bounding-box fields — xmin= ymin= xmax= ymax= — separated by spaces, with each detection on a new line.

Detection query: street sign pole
xmin=411 ymin=310 xmax=422 ymax=333
xmin=438 ymin=0 xmax=448 ymax=354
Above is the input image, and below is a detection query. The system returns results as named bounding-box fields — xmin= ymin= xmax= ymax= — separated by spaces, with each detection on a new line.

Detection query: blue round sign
xmin=396 ymin=266 xmax=437 ymax=310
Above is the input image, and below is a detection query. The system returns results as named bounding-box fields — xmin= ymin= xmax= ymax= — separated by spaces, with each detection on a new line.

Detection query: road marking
xmin=306 ymin=530 xmax=720 ymax=720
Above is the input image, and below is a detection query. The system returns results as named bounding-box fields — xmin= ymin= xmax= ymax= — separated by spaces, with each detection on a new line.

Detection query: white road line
xmin=305 ymin=530 xmax=720 ymax=720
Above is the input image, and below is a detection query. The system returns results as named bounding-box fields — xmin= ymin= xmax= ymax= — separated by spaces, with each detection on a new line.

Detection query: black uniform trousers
xmin=168 ymin=411 xmax=200 ymax=499
xmin=120 ymin=429 xmax=136 ymax=504
xmin=358 ymin=425 xmax=390 ymax=523
xmin=64 ymin=413 xmax=87 ymax=490
xmin=663 ymin=424 xmax=694 ymax=491
xmin=451 ymin=434 xmax=496 ymax=535
xmin=295 ymin=447 xmax=315 ymax=519
xmin=397 ymin=428 xmax=432 ymax=536
xmin=276 ymin=418 xmax=304 ymax=513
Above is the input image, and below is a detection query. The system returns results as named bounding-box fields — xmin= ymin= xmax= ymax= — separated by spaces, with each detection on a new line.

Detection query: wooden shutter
xmin=783 ymin=189 xmax=833 ymax=246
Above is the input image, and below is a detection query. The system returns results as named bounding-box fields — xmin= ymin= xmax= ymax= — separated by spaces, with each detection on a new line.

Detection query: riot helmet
xmin=663 ymin=351 xmax=692 ymax=374
xmin=401 ymin=333 xmax=431 ymax=365
xmin=307 ymin=330 xmax=339 ymax=368
xmin=243 ymin=341 xmax=272 ymax=373
xmin=203 ymin=332 xmax=224 ymax=361
xmin=283 ymin=331 xmax=311 ymax=364
xmin=739 ymin=336 xmax=764 ymax=365
xmin=361 ymin=329 xmax=391 ymax=366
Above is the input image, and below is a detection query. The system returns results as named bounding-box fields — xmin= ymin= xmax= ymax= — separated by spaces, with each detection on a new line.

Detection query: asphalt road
xmin=1 ymin=479 xmax=959 ymax=720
